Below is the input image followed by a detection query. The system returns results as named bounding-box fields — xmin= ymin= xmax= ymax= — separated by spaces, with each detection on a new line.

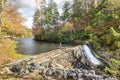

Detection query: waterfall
xmin=82 ymin=45 xmax=101 ymax=65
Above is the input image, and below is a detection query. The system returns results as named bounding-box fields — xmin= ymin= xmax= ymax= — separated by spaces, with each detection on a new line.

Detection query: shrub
xmin=104 ymin=59 xmax=120 ymax=79
xmin=0 ymin=39 xmax=26 ymax=65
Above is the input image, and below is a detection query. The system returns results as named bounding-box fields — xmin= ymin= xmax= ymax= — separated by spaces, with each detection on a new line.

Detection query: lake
xmin=16 ymin=38 xmax=72 ymax=55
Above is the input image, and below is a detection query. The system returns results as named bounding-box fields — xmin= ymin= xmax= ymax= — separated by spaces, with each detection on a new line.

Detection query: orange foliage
xmin=67 ymin=22 xmax=74 ymax=31
xmin=32 ymin=25 xmax=43 ymax=34
xmin=1 ymin=3 xmax=28 ymax=38
xmin=60 ymin=22 xmax=75 ymax=32
xmin=0 ymin=39 xmax=14 ymax=65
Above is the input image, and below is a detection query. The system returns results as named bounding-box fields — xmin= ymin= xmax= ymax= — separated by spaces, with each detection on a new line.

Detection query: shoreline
xmin=0 ymin=45 xmax=115 ymax=80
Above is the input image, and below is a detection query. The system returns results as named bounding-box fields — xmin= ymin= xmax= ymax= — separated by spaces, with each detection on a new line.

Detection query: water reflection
xmin=16 ymin=38 xmax=71 ymax=55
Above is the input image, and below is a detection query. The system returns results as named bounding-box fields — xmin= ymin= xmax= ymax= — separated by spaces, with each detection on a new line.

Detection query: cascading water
xmin=82 ymin=45 xmax=101 ymax=65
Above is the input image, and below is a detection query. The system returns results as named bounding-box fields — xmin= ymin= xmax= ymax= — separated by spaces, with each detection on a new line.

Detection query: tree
xmin=0 ymin=0 xmax=2 ymax=34
xmin=34 ymin=0 xmax=59 ymax=28
xmin=1 ymin=0 xmax=29 ymax=38
xmin=45 ymin=0 xmax=59 ymax=27
xmin=0 ymin=0 xmax=8 ymax=34
xmin=71 ymin=0 xmax=97 ymax=31
xmin=34 ymin=0 xmax=46 ymax=28
xmin=61 ymin=1 xmax=71 ymax=22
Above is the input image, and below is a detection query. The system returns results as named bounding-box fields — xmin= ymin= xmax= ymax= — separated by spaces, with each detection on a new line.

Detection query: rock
xmin=85 ymin=75 xmax=94 ymax=80
xmin=94 ymin=75 xmax=103 ymax=80
xmin=0 ymin=67 xmax=13 ymax=75
xmin=55 ymin=63 xmax=64 ymax=69
xmin=41 ymin=68 xmax=47 ymax=74
xmin=39 ymin=65 xmax=45 ymax=70
xmin=46 ymin=68 xmax=54 ymax=76
xmin=82 ymin=69 xmax=88 ymax=75
xmin=78 ymin=78 xmax=84 ymax=80
xmin=74 ymin=69 xmax=83 ymax=78
xmin=0 ymin=46 xmax=116 ymax=80
xmin=65 ymin=70 xmax=78 ymax=80
xmin=88 ymin=70 xmax=95 ymax=75
xmin=71 ymin=49 xmax=81 ymax=59
xmin=28 ymin=62 xmax=38 ymax=72
xmin=48 ymin=62 xmax=53 ymax=68
xmin=42 ymin=73 xmax=47 ymax=79
xmin=56 ymin=78 xmax=65 ymax=80
xmin=0 ymin=71 xmax=5 ymax=75
xmin=52 ymin=70 xmax=63 ymax=78
xmin=103 ymin=74 xmax=111 ymax=79
xmin=105 ymin=77 xmax=115 ymax=80
xmin=10 ymin=63 xmax=22 ymax=73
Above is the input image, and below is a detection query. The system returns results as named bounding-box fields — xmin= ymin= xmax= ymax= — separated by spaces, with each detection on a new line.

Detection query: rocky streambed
xmin=0 ymin=45 xmax=115 ymax=80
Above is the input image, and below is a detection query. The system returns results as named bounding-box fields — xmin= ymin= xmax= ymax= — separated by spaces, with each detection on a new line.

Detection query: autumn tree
xmin=1 ymin=0 xmax=30 ymax=38
xmin=0 ymin=0 xmax=9 ymax=37
xmin=0 ymin=0 xmax=2 ymax=34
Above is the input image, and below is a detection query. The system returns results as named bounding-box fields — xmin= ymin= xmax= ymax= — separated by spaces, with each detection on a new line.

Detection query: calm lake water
xmin=16 ymin=38 xmax=72 ymax=55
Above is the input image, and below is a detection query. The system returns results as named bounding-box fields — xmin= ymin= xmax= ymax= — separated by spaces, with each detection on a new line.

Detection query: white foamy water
xmin=82 ymin=45 xmax=101 ymax=65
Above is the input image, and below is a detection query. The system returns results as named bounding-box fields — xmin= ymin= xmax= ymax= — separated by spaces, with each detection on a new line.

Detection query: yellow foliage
xmin=84 ymin=26 xmax=94 ymax=32
xmin=0 ymin=39 xmax=27 ymax=65
xmin=1 ymin=3 xmax=32 ymax=38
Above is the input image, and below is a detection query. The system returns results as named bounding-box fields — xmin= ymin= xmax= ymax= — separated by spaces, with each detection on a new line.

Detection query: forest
xmin=0 ymin=0 xmax=120 ymax=79
xmin=33 ymin=0 xmax=120 ymax=78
